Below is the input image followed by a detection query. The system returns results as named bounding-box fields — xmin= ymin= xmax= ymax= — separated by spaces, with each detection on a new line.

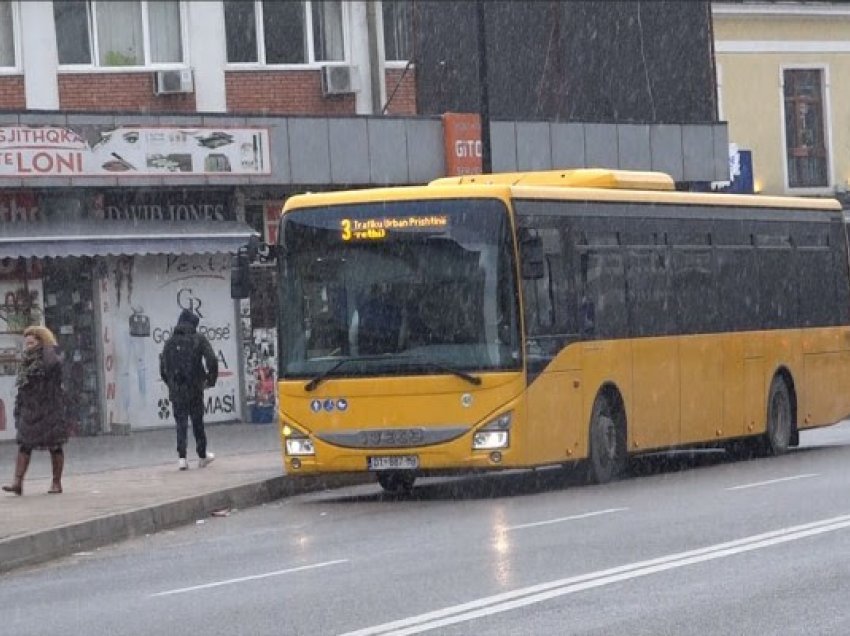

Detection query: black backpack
xmin=163 ymin=333 xmax=198 ymax=386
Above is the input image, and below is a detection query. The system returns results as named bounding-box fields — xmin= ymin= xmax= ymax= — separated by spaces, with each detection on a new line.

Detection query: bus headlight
xmin=284 ymin=427 xmax=315 ymax=456
xmin=473 ymin=412 xmax=512 ymax=450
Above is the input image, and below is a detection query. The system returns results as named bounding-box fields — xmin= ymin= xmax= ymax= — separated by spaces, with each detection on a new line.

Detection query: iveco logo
xmin=358 ymin=428 xmax=425 ymax=447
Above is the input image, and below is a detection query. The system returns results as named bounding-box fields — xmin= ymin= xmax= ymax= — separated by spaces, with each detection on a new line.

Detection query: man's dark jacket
xmin=159 ymin=310 xmax=218 ymax=404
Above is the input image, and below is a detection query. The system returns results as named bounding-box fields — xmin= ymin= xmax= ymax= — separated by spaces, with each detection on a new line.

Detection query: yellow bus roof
xmin=507 ymin=184 xmax=842 ymax=211
xmin=429 ymin=168 xmax=676 ymax=191
xmin=283 ymin=183 xmax=514 ymax=213
xmin=282 ymin=169 xmax=841 ymax=214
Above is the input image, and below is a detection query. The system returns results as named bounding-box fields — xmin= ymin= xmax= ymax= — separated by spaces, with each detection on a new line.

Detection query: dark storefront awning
xmin=0 ymin=221 xmax=259 ymax=259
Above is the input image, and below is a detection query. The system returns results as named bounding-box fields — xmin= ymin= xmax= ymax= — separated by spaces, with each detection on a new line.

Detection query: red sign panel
xmin=442 ymin=113 xmax=483 ymax=176
xmin=264 ymin=202 xmax=283 ymax=245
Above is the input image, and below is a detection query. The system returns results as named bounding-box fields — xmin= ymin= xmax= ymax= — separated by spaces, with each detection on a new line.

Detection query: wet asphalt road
xmin=3 ymin=423 xmax=850 ymax=635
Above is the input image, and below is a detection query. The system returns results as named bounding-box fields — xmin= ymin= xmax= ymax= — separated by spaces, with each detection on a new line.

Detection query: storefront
xmin=0 ymin=120 xmax=275 ymax=438
xmin=0 ymin=189 xmax=257 ymax=439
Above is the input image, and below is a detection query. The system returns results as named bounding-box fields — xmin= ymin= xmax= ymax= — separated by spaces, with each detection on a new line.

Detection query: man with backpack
xmin=160 ymin=309 xmax=219 ymax=470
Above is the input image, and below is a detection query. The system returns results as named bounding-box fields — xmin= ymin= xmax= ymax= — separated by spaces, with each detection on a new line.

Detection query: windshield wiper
xmin=407 ymin=358 xmax=482 ymax=386
xmin=304 ymin=355 xmax=389 ymax=392
xmin=304 ymin=355 xmax=482 ymax=391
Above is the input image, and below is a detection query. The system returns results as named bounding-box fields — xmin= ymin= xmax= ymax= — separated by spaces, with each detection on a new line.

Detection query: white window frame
xmin=715 ymin=63 xmax=724 ymax=122
xmin=224 ymin=0 xmax=350 ymax=70
xmin=0 ymin=0 xmax=22 ymax=74
xmin=779 ymin=63 xmax=834 ymax=195
xmin=57 ymin=0 xmax=190 ymax=72
xmin=379 ymin=0 xmax=413 ymax=69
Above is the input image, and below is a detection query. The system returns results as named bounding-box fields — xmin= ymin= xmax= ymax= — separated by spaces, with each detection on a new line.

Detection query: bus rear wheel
xmin=377 ymin=471 xmax=416 ymax=494
xmin=586 ymin=393 xmax=627 ymax=484
xmin=763 ymin=376 xmax=793 ymax=456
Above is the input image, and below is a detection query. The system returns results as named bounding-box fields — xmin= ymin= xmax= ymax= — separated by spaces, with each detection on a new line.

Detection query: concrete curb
xmin=0 ymin=474 xmax=371 ymax=575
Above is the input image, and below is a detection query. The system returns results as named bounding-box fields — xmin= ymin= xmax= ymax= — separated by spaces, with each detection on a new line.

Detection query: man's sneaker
xmin=178 ymin=458 xmax=189 ymax=471
xmin=198 ymin=452 xmax=216 ymax=468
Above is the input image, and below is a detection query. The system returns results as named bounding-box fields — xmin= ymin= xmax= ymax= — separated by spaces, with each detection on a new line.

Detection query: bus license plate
xmin=368 ymin=455 xmax=419 ymax=471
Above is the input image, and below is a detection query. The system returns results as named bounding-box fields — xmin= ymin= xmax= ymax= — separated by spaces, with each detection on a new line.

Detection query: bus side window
xmin=672 ymin=248 xmax=718 ymax=334
xmin=579 ymin=248 xmax=627 ymax=339
xmin=832 ymin=219 xmax=850 ymax=324
xmin=626 ymin=247 xmax=673 ymax=337
xmin=716 ymin=246 xmax=759 ymax=331
xmin=517 ymin=222 xmax=578 ymax=361
xmin=754 ymin=229 xmax=797 ymax=330
xmin=519 ymin=228 xmax=555 ymax=336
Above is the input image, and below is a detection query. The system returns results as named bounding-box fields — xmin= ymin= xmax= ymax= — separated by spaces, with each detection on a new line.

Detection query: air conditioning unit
xmin=154 ymin=68 xmax=194 ymax=95
xmin=321 ymin=65 xmax=357 ymax=96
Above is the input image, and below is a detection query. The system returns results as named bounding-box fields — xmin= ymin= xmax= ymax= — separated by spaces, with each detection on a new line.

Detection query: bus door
xmin=799 ymin=250 xmax=844 ymax=424
xmin=673 ymin=246 xmax=724 ymax=445
xmin=800 ymin=215 xmax=850 ymax=424
xmin=626 ymin=247 xmax=680 ymax=450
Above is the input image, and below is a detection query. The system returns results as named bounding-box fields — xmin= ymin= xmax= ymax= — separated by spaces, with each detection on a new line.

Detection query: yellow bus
xmin=268 ymin=169 xmax=850 ymax=492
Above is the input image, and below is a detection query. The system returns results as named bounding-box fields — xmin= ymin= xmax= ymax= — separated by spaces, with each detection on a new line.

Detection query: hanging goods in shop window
xmin=129 ymin=306 xmax=151 ymax=337
xmin=1 ymin=288 xmax=41 ymax=333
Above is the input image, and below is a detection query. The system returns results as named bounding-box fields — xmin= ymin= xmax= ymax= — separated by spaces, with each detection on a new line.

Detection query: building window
xmin=383 ymin=0 xmax=412 ymax=62
xmin=54 ymin=0 xmax=184 ymax=67
xmin=783 ymin=69 xmax=829 ymax=189
xmin=0 ymin=1 xmax=16 ymax=68
xmin=224 ymin=0 xmax=346 ymax=65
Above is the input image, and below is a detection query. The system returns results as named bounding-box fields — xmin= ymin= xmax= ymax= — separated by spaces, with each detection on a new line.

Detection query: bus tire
xmin=763 ymin=376 xmax=793 ymax=456
xmin=585 ymin=392 xmax=627 ymax=484
xmin=377 ymin=471 xmax=416 ymax=494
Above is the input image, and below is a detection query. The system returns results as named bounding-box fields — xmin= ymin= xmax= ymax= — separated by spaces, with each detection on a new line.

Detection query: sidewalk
xmin=0 ymin=423 xmax=369 ymax=574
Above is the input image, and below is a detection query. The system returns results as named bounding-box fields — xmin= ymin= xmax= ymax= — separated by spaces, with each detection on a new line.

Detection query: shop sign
xmin=93 ymin=193 xmax=235 ymax=223
xmin=0 ymin=259 xmax=43 ymax=281
xmin=92 ymin=194 xmax=234 ymax=223
xmin=98 ymin=274 xmax=121 ymax=430
xmin=264 ymin=202 xmax=283 ymax=244
xmin=442 ymin=113 xmax=482 ymax=176
xmin=0 ymin=191 xmax=40 ymax=223
xmin=0 ymin=125 xmax=271 ymax=178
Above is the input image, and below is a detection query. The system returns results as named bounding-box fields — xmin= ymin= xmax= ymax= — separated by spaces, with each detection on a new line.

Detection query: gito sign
xmin=442 ymin=113 xmax=482 ymax=176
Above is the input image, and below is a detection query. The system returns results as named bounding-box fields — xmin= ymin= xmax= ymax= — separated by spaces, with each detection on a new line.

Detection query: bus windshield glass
xmin=278 ymin=198 xmax=521 ymax=379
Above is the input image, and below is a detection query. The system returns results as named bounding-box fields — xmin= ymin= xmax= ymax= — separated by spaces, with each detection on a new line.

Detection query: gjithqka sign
xmin=0 ymin=126 xmax=271 ymax=177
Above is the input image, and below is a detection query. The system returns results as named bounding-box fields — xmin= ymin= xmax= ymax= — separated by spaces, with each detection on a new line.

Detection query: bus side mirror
xmin=230 ymin=251 xmax=252 ymax=299
xmin=520 ymin=235 xmax=545 ymax=280
xmin=246 ymin=234 xmax=260 ymax=261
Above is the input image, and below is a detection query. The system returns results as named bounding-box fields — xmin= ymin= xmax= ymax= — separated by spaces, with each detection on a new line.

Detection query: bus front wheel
xmin=377 ymin=471 xmax=416 ymax=494
xmin=586 ymin=393 xmax=627 ymax=484
xmin=763 ymin=376 xmax=793 ymax=456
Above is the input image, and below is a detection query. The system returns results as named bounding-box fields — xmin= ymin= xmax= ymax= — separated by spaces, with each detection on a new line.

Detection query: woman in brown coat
xmin=2 ymin=326 xmax=69 ymax=495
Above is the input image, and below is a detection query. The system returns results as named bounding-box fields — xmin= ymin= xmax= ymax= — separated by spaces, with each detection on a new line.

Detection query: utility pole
xmin=476 ymin=0 xmax=492 ymax=173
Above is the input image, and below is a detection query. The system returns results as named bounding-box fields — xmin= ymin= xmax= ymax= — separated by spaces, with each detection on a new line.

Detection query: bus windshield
xmin=278 ymin=198 xmax=521 ymax=380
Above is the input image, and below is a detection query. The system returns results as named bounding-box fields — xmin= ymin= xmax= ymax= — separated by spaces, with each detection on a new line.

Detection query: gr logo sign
xmin=177 ymin=288 xmax=203 ymax=318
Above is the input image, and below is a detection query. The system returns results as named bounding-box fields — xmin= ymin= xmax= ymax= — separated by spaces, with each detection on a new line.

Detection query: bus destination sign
xmin=340 ymin=215 xmax=448 ymax=241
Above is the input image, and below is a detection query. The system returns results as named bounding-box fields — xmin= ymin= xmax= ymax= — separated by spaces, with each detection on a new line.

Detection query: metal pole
xmin=366 ymin=1 xmax=383 ymax=114
xmin=476 ymin=0 xmax=492 ymax=174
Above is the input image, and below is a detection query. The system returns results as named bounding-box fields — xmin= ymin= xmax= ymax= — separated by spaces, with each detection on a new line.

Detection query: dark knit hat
xmin=178 ymin=309 xmax=200 ymax=327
